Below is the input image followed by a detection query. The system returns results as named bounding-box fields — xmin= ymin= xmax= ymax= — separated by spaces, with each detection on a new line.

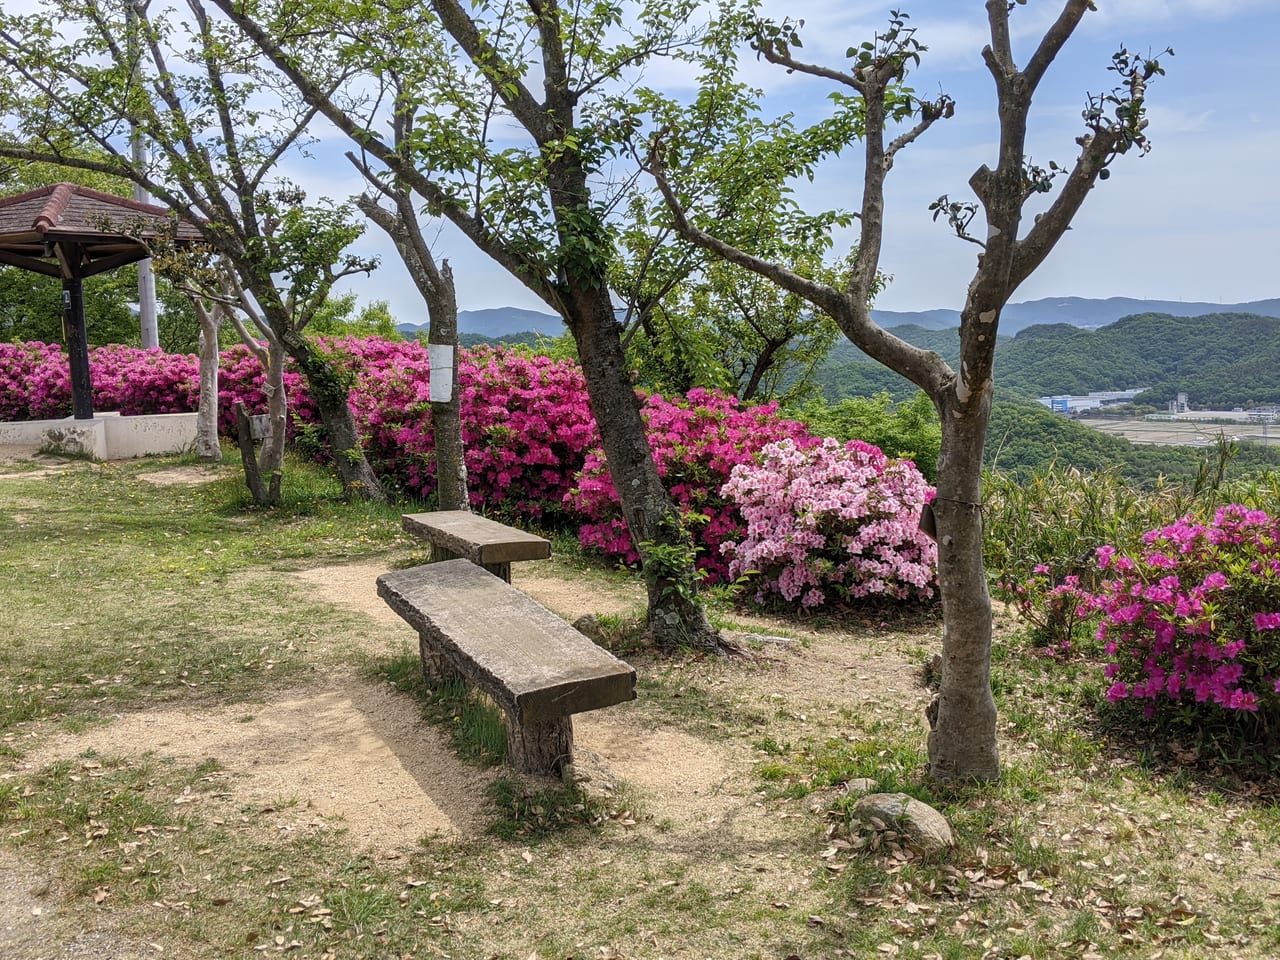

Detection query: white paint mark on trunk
xmin=429 ymin=344 xmax=454 ymax=403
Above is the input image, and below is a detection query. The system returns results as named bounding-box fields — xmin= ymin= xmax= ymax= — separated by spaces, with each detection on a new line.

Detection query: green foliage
xmin=308 ymin=292 xmax=402 ymax=340
xmin=789 ymin=390 xmax=941 ymax=482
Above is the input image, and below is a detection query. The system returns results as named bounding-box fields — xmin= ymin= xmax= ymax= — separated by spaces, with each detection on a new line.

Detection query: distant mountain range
xmin=396 ymin=297 xmax=1280 ymax=339
xmin=397 ymin=307 xmax=564 ymax=339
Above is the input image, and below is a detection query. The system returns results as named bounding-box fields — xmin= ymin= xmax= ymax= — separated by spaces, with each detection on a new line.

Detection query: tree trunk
xmin=282 ymin=333 xmax=386 ymax=503
xmin=353 ymin=191 xmax=469 ymax=511
xmin=427 ymin=263 xmax=468 ymax=512
xmin=926 ymin=397 xmax=1000 ymax=782
xmin=195 ymin=309 xmax=222 ymax=462
xmin=233 ymin=339 xmax=287 ymax=507
xmin=565 ymin=286 xmax=723 ymax=651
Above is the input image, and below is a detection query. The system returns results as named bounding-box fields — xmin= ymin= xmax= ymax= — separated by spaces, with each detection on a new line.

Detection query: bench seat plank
xmin=402 ymin=511 xmax=551 ymax=565
xmin=377 ymin=559 xmax=635 ymax=725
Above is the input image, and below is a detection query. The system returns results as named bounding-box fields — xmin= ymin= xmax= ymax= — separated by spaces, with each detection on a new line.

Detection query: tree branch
xmin=211 ymin=0 xmax=563 ymax=312
xmin=1023 ymin=0 xmax=1093 ymax=95
xmin=426 ymin=0 xmax=553 ymax=142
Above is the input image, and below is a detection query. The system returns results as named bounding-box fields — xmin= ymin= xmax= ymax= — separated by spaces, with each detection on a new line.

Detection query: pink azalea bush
xmin=0 ymin=341 xmax=201 ymax=420
xmin=568 ymin=388 xmax=812 ymax=581
xmin=1093 ymin=505 xmax=1280 ymax=735
xmin=1000 ymin=566 xmax=1093 ymax=654
xmin=720 ymin=437 xmax=938 ymax=608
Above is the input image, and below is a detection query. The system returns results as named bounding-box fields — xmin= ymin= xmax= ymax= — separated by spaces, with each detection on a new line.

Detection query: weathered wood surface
xmin=402 ymin=510 xmax=551 ymax=565
xmin=377 ymin=559 xmax=635 ymax=725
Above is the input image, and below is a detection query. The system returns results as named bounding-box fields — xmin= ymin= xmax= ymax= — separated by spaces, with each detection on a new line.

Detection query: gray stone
xmin=843 ymin=777 xmax=877 ymax=796
xmin=851 ymin=792 xmax=954 ymax=854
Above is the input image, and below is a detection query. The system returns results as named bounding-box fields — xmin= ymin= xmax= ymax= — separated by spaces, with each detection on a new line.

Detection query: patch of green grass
xmin=0 ymin=457 xmax=425 ymax=732
xmin=637 ymin=663 xmax=770 ymax=735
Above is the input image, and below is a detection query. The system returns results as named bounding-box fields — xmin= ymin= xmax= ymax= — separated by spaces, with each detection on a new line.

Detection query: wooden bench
xmin=402 ymin=510 xmax=551 ymax=583
xmin=377 ymin=559 xmax=636 ymax=775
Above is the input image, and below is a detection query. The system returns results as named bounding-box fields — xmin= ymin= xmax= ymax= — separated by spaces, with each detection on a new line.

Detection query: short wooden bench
xmin=402 ymin=510 xmax=551 ymax=583
xmin=377 ymin=559 xmax=636 ymax=775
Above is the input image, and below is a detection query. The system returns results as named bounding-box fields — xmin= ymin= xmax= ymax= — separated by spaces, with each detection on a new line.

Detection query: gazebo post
xmin=61 ymin=271 xmax=94 ymax=420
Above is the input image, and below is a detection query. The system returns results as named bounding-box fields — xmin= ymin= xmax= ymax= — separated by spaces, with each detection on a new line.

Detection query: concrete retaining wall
xmin=0 ymin=412 xmax=197 ymax=460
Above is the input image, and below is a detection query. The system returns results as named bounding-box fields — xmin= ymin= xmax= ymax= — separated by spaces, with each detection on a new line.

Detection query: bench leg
xmin=481 ymin=561 xmax=512 ymax=583
xmin=507 ymin=715 xmax=574 ymax=776
xmin=418 ymin=632 xmax=461 ymax=684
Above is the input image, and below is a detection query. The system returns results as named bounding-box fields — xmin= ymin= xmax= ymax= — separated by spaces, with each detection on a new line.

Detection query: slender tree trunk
xmin=195 ymin=308 xmax=222 ymax=463
xmin=234 ymin=339 xmax=287 ymax=507
xmin=926 ymin=393 xmax=999 ymax=782
xmin=282 ymin=333 xmax=386 ymax=503
xmin=566 ymin=286 xmax=723 ymax=651
xmin=426 ymin=263 xmax=469 ymax=512
xmin=352 ymin=188 xmax=468 ymax=509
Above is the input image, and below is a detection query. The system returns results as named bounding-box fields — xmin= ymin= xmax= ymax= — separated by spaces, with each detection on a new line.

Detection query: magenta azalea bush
xmin=720 ymin=437 xmax=938 ymax=608
xmin=568 ymin=388 xmax=812 ymax=581
xmin=354 ymin=342 xmax=598 ymax=519
xmin=1093 ymin=505 xmax=1280 ymax=734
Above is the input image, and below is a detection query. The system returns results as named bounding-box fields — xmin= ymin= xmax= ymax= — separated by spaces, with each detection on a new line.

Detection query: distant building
xmin=1037 ymin=388 xmax=1147 ymax=415
xmin=1168 ymin=392 xmax=1190 ymax=415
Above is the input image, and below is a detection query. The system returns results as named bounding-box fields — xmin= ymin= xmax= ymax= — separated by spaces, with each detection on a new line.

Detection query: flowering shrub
xmin=1000 ymin=566 xmax=1093 ymax=653
xmin=1093 ymin=505 xmax=1280 ymax=738
xmin=720 ymin=437 xmax=937 ymax=608
xmin=0 ymin=341 xmax=202 ymax=420
xmin=568 ymin=388 xmax=812 ymax=581
xmin=0 ymin=342 xmax=66 ymax=421
xmin=983 ymin=467 xmax=1200 ymax=651
xmin=355 ymin=343 xmax=598 ymax=519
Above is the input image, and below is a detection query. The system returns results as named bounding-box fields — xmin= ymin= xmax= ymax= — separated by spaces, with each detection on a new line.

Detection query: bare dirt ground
xmin=1 ymin=463 xmax=931 ymax=958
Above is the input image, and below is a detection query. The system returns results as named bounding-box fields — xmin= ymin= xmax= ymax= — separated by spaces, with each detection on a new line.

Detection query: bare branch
xmin=1008 ymin=128 xmax=1120 ymax=290
xmin=1023 ymin=1 xmax=1093 ymax=95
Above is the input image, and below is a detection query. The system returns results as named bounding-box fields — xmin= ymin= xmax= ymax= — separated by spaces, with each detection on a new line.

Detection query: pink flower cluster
xmin=1094 ymin=505 xmax=1280 ymax=719
xmin=567 ymin=388 xmax=812 ymax=581
xmin=999 ymin=567 xmax=1092 ymax=653
xmin=720 ymin=437 xmax=938 ymax=608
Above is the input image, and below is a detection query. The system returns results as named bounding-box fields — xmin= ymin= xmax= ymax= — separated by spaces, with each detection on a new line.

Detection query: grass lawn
xmin=0 ymin=452 xmax=1277 ymax=959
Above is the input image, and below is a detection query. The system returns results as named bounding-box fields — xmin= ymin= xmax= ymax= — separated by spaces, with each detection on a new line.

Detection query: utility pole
xmin=128 ymin=2 xmax=158 ymax=349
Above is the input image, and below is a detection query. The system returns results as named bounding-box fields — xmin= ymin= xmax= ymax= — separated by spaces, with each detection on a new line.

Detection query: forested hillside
xmin=985 ymin=398 xmax=1280 ymax=481
xmin=814 ymin=312 xmax=1280 ymax=408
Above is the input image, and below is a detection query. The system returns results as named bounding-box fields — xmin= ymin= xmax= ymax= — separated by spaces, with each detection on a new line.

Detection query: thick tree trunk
xmin=926 ymin=398 xmax=1000 ymax=782
xmin=566 ymin=287 xmax=723 ymax=651
xmin=282 ymin=333 xmax=386 ymax=503
xmin=195 ymin=311 xmax=222 ymax=462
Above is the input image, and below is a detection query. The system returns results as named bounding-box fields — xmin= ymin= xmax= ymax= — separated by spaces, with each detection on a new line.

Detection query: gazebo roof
xmin=0 ymin=182 xmax=203 ymax=279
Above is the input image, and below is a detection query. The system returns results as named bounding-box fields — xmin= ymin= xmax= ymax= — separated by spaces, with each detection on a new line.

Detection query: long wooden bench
xmin=402 ymin=510 xmax=551 ymax=583
xmin=377 ymin=559 xmax=636 ymax=775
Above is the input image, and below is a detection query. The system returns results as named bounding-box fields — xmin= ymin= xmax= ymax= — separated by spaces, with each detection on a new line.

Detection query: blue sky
xmin=321 ymin=0 xmax=1277 ymax=322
